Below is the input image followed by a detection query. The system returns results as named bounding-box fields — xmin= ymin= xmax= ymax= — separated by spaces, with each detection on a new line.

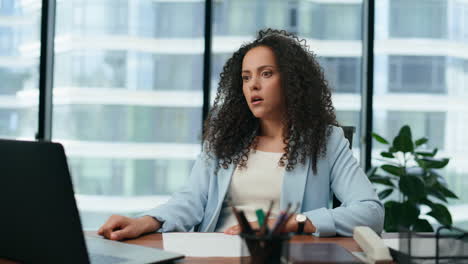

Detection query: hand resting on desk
xmin=98 ymin=215 xmax=161 ymax=241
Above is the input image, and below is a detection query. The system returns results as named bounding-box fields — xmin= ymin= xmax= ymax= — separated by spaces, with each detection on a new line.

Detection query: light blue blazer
xmin=145 ymin=126 xmax=384 ymax=237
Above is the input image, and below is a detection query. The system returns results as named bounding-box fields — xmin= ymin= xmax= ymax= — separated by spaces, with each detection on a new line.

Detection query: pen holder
xmin=240 ymin=232 xmax=291 ymax=264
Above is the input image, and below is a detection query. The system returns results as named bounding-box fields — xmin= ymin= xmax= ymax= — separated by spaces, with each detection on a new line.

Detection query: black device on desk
xmin=289 ymin=243 xmax=362 ymax=264
xmin=0 ymin=139 xmax=184 ymax=264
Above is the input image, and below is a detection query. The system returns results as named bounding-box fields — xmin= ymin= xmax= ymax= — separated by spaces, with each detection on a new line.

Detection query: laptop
xmin=0 ymin=139 xmax=184 ymax=264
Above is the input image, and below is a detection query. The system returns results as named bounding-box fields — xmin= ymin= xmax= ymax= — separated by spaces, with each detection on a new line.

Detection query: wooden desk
xmin=117 ymin=232 xmax=364 ymax=264
xmin=2 ymin=232 xmax=389 ymax=264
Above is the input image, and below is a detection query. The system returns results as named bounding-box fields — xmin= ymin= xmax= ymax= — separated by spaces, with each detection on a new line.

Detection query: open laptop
xmin=0 ymin=139 xmax=184 ymax=264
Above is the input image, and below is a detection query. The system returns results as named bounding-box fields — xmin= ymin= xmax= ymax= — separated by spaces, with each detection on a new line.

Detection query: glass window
xmin=69 ymin=158 xmax=194 ymax=196
xmin=53 ymin=0 xmax=204 ymax=229
xmin=375 ymin=0 xmax=468 ymax=228
xmin=0 ymin=2 xmax=40 ymax=140
xmin=53 ymin=105 xmax=201 ymax=143
xmin=298 ymin=2 xmax=361 ymax=40
xmin=55 ymin=50 xmax=128 ymax=89
xmin=153 ymin=2 xmax=204 ymax=38
xmin=319 ymin=57 xmax=361 ymax=93
xmin=385 ymin=111 xmax=446 ymax=149
xmin=69 ymin=0 xmax=129 ymax=36
xmin=389 ymin=0 xmax=447 ymax=39
xmin=214 ymin=0 xmax=291 ymax=36
xmin=388 ymin=56 xmax=446 ymax=94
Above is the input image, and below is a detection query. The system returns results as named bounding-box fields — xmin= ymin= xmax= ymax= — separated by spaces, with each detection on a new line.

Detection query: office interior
xmin=1 ymin=0 xmax=467 ymax=232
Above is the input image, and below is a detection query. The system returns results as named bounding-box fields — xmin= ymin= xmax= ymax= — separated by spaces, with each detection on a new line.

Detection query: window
xmin=298 ymin=2 xmax=361 ymax=40
xmin=386 ymin=111 xmax=446 ymax=149
xmin=69 ymin=158 xmax=194 ymax=196
xmin=390 ymin=0 xmax=447 ymax=39
xmin=53 ymin=0 xmax=204 ymax=229
xmin=376 ymin=0 xmax=468 ymax=228
xmin=319 ymin=57 xmax=361 ymax=94
xmin=153 ymin=2 xmax=204 ymax=38
xmin=53 ymin=105 xmax=201 ymax=143
xmin=0 ymin=2 xmax=40 ymax=140
xmin=388 ymin=56 xmax=446 ymax=94
xmin=214 ymin=0 xmax=290 ymax=36
xmin=70 ymin=0 xmax=129 ymax=36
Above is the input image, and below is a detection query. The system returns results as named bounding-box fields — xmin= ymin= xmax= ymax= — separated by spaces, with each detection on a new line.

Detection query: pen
xmin=272 ymin=202 xmax=292 ymax=234
xmin=260 ymin=200 xmax=274 ymax=235
xmin=255 ymin=209 xmax=265 ymax=230
xmin=230 ymin=206 xmax=244 ymax=233
xmin=276 ymin=202 xmax=301 ymax=234
xmin=238 ymin=210 xmax=254 ymax=234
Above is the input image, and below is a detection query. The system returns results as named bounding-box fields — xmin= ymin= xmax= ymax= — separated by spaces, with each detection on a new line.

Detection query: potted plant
xmin=368 ymin=125 xmax=458 ymax=232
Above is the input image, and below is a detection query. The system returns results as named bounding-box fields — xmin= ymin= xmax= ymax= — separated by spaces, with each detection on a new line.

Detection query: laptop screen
xmin=0 ymin=139 xmax=90 ymax=263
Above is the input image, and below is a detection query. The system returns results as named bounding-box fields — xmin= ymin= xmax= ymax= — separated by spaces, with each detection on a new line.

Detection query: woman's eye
xmin=262 ymin=71 xmax=273 ymax=77
xmin=242 ymin=75 xmax=250 ymax=81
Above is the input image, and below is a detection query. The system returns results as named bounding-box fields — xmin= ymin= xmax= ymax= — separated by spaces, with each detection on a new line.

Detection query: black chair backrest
xmin=332 ymin=126 xmax=356 ymax=208
xmin=341 ymin=126 xmax=356 ymax=150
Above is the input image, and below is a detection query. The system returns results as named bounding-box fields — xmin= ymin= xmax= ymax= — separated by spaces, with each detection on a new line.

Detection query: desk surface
xmin=116 ymin=232 xmax=364 ymax=264
xmin=2 ymin=232 xmax=396 ymax=264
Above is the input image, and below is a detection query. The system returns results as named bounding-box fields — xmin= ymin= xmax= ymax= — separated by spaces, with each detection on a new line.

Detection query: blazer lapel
xmin=217 ymin=163 xmax=235 ymax=203
xmin=280 ymin=157 xmax=310 ymax=212
xmin=203 ymin=163 xmax=235 ymax=231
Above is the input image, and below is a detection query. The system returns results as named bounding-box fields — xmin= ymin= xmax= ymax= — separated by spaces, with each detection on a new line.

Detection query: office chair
xmin=332 ymin=126 xmax=356 ymax=209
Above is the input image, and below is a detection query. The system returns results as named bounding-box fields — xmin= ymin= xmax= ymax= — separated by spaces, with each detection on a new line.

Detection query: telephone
xmin=353 ymin=226 xmax=393 ymax=264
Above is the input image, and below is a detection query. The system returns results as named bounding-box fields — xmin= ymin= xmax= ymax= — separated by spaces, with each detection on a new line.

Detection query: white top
xmin=215 ymin=149 xmax=285 ymax=232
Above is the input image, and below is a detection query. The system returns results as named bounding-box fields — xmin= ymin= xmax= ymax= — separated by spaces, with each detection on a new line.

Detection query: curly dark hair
xmin=203 ymin=28 xmax=339 ymax=174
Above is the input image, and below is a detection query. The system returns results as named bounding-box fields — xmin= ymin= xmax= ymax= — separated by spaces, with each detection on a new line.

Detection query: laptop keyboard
xmin=89 ymin=253 xmax=129 ymax=264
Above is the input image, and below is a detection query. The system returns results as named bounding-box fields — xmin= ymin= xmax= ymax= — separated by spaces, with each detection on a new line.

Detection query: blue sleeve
xmin=142 ymin=151 xmax=213 ymax=232
xmin=304 ymin=127 xmax=384 ymax=237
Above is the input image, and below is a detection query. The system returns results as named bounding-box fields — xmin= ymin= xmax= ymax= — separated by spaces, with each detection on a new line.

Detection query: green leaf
xmin=400 ymin=201 xmax=420 ymax=227
xmin=380 ymin=151 xmax=395 ymax=158
xmin=423 ymin=172 xmax=438 ymax=187
xmin=415 ymin=137 xmax=428 ymax=147
xmin=399 ymin=125 xmax=412 ymax=139
xmin=384 ymin=201 xmax=401 ymax=231
xmin=393 ymin=125 xmax=414 ymax=153
xmin=399 ymin=175 xmax=426 ymax=201
xmin=421 ymin=198 xmax=434 ymax=207
xmin=432 ymin=148 xmax=438 ymax=156
xmin=389 ymin=146 xmax=397 ymax=153
xmin=379 ymin=189 xmax=393 ymax=200
xmin=415 ymin=151 xmax=436 ymax=157
xmin=418 ymin=158 xmax=449 ymax=169
xmin=369 ymin=175 xmax=395 ymax=187
xmin=381 ymin=164 xmax=404 ymax=177
xmin=412 ymin=219 xmax=433 ymax=232
xmin=427 ymin=188 xmax=448 ymax=203
xmin=435 ymin=183 xmax=458 ymax=199
xmin=372 ymin=133 xmax=389 ymax=144
xmin=427 ymin=203 xmax=452 ymax=226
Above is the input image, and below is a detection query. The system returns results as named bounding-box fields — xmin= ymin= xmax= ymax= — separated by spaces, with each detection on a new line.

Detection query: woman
xmin=98 ymin=29 xmax=384 ymax=240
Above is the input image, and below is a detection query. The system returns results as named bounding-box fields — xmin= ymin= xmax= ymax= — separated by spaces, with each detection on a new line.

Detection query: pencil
xmin=260 ymin=200 xmax=274 ymax=235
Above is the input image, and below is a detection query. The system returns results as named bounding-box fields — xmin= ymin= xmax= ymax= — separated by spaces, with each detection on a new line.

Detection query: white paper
xmin=163 ymin=232 xmax=250 ymax=257
xmin=383 ymin=238 xmax=399 ymax=250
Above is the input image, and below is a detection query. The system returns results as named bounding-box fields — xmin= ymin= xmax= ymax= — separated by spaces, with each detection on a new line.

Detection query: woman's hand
xmin=223 ymin=214 xmax=316 ymax=235
xmin=98 ymin=215 xmax=161 ymax=241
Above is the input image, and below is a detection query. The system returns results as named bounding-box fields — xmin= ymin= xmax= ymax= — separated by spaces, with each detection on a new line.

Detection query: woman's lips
xmin=251 ymin=96 xmax=264 ymax=105
xmin=252 ymin=99 xmax=263 ymax=105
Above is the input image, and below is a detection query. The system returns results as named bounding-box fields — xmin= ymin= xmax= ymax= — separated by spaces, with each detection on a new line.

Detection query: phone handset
xmin=353 ymin=226 xmax=393 ymax=264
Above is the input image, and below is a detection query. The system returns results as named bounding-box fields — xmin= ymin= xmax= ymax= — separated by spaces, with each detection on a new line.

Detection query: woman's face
xmin=241 ymin=46 xmax=286 ymax=120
